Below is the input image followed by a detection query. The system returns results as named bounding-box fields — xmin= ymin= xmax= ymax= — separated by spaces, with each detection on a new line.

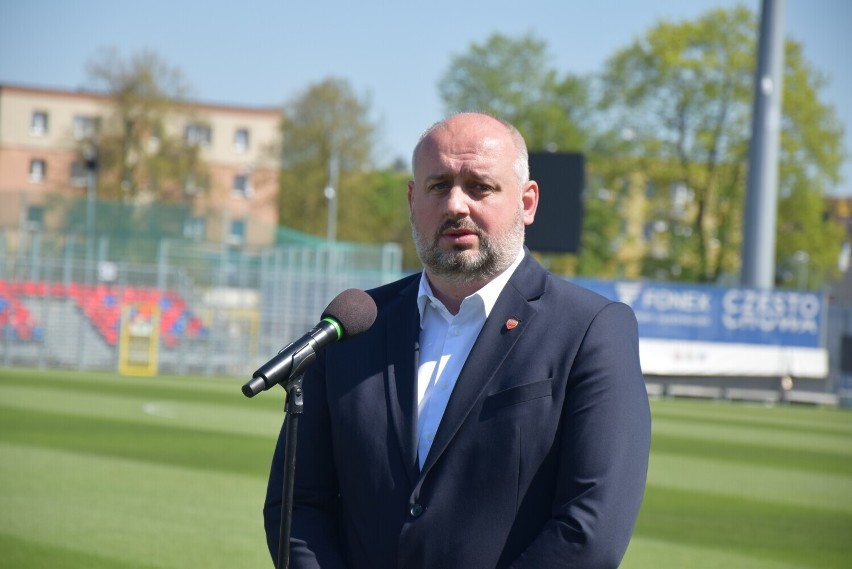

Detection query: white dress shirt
xmin=415 ymin=248 xmax=525 ymax=469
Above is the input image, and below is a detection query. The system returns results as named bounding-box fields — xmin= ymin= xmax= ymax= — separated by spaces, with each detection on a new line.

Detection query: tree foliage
xmin=597 ymin=6 xmax=846 ymax=287
xmin=84 ymin=48 xmax=205 ymax=203
xmin=774 ymin=41 xmax=846 ymax=288
xmin=438 ymin=33 xmax=589 ymax=152
xmin=278 ymin=78 xmax=378 ymax=237
xmin=337 ymin=167 xmax=419 ymax=268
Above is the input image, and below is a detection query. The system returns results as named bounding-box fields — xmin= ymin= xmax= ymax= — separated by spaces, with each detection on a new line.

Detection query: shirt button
xmin=410 ymin=504 xmax=424 ymax=517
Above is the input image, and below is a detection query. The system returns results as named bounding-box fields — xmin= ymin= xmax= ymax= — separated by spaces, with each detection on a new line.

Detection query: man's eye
xmin=430 ymin=181 xmax=450 ymax=192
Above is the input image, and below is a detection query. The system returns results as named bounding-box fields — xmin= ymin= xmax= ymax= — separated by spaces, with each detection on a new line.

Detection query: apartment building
xmin=0 ymin=83 xmax=282 ymax=247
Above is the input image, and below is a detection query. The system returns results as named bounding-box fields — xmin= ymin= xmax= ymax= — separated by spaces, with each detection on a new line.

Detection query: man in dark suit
xmin=265 ymin=112 xmax=651 ymax=568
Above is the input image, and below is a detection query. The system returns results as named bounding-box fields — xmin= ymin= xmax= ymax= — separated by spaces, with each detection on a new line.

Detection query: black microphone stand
xmin=244 ymin=335 xmax=324 ymax=569
xmin=245 ymin=291 xmax=376 ymax=568
xmin=277 ymin=372 xmax=304 ymax=569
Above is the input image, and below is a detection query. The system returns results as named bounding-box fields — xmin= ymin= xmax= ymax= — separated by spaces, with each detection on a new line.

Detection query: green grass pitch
xmin=1 ymin=367 xmax=850 ymax=568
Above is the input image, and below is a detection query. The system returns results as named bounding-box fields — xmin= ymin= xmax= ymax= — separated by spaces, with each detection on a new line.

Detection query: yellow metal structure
xmin=118 ymin=303 xmax=160 ymax=376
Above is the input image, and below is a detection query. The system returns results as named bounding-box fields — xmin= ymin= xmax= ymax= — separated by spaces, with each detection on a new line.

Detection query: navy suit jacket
xmin=265 ymin=252 xmax=651 ymax=568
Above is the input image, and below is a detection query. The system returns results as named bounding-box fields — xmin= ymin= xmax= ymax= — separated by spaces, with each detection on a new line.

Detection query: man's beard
xmin=410 ymin=207 xmax=525 ymax=286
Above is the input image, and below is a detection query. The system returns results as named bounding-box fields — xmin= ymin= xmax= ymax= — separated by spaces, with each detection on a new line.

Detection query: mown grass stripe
xmin=652 ymin=414 xmax=852 ymax=451
xmin=0 ymin=533 xmax=159 ymax=569
xmin=650 ymin=399 xmax=852 ymax=437
xmin=653 ymin=412 xmax=852 ymax=453
xmin=648 ymin=452 xmax=852 ymax=514
xmin=0 ymin=383 xmax=284 ymax=439
xmin=0 ymin=406 xmax=275 ymax=478
xmin=623 ymin=535 xmax=812 ymax=569
xmin=0 ymin=367 xmax=279 ymax=408
xmin=651 ymin=433 xmax=852 ymax=477
xmin=634 ymin=485 xmax=852 ymax=569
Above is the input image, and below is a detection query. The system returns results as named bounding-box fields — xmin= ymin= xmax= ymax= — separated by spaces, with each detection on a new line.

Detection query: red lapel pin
xmin=505 ymin=318 xmax=519 ymax=330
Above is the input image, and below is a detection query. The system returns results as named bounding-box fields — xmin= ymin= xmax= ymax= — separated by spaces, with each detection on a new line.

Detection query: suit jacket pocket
xmin=482 ymin=378 xmax=553 ymax=414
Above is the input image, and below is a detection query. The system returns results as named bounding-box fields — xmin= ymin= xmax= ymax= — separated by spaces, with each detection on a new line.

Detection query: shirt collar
xmin=417 ymin=247 xmax=525 ymax=324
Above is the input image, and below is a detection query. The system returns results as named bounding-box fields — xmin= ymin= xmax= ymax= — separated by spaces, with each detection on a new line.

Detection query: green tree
xmin=438 ymin=33 xmax=589 ymax=152
xmin=579 ymin=132 xmax=645 ymax=278
xmin=774 ymin=40 xmax=846 ymax=289
xmin=337 ymin=167 xmax=419 ymax=268
xmin=84 ymin=48 xmax=206 ymax=203
xmin=597 ymin=5 xmax=845 ymax=287
xmin=278 ymin=78 xmax=377 ymax=237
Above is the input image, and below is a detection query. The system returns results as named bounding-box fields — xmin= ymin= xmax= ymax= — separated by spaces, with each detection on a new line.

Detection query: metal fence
xmin=2 ymin=221 xmax=850 ymax=393
xmin=0 ymin=229 xmax=404 ymax=378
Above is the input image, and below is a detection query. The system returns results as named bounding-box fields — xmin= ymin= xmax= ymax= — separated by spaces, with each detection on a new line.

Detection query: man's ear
xmin=407 ymin=180 xmax=415 ymax=209
xmin=522 ymin=180 xmax=539 ymax=225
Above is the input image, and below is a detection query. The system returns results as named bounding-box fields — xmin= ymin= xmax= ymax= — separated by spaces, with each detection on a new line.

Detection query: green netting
xmin=2 ymin=195 xmax=403 ymax=288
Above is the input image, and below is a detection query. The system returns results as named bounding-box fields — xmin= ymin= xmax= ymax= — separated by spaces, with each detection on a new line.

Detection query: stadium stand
xmin=0 ymin=280 xmax=42 ymax=341
xmin=0 ymin=279 xmax=206 ymax=347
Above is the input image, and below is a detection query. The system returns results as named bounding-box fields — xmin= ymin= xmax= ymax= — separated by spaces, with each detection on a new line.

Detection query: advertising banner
xmin=571 ymin=279 xmax=827 ymax=378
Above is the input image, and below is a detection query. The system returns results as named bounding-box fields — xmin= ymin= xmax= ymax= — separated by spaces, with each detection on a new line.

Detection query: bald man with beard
xmin=264 ymin=112 xmax=651 ymax=569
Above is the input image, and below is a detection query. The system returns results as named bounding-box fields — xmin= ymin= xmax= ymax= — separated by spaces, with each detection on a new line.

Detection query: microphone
xmin=242 ymin=288 xmax=377 ymax=398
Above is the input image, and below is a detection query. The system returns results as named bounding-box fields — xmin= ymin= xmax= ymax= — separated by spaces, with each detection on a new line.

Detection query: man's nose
xmin=445 ymin=185 xmax=470 ymax=217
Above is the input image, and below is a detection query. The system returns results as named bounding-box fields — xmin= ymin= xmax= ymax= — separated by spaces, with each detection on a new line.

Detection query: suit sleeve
xmin=264 ymin=352 xmax=349 ymax=569
xmin=509 ymin=302 xmax=651 ymax=569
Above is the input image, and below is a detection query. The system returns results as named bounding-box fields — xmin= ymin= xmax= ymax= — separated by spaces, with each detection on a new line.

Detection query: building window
xmin=228 ymin=219 xmax=246 ymax=246
xmin=26 ymin=206 xmax=44 ymax=230
xmin=31 ymin=111 xmax=48 ymax=136
xmin=29 ymin=159 xmax=46 ymax=183
xmin=73 ymin=115 xmax=99 ymax=140
xmin=70 ymin=161 xmax=87 ymax=186
xmin=233 ymin=174 xmax=252 ymax=198
xmin=185 ymin=123 xmax=212 ymax=147
xmin=670 ymin=182 xmax=694 ymax=219
xmin=234 ymin=128 xmax=250 ymax=152
xmin=184 ymin=175 xmax=199 ymax=195
xmin=183 ymin=171 xmax=210 ymax=196
xmin=183 ymin=216 xmax=206 ymax=240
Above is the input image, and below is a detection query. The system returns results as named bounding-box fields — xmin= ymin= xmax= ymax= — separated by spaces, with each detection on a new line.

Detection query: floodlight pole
xmin=325 ymin=150 xmax=339 ymax=243
xmin=741 ymin=0 xmax=785 ymax=289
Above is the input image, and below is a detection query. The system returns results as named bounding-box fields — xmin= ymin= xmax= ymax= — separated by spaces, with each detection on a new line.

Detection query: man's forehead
xmin=416 ymin=138 xmax=507 ymax=181
xmin=412 ymin=114 xmax=517 ymax=180
xmin=419 ymin=126 xmax=509 ymax=162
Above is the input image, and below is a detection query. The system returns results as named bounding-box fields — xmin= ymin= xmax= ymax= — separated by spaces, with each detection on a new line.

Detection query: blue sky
xmin=1 ymin=0 xmax=849 ymax=195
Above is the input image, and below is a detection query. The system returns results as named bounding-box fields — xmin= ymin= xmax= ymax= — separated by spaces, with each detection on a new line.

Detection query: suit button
xmin=409 ymin=504 xmax=424 ymax=517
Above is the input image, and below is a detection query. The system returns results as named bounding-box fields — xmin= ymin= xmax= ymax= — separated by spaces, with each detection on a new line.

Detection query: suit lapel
xmin=384 ymin=278 xmax=421 ymax=486
xmin=419 ymin=253 xmax=547 ymax=478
